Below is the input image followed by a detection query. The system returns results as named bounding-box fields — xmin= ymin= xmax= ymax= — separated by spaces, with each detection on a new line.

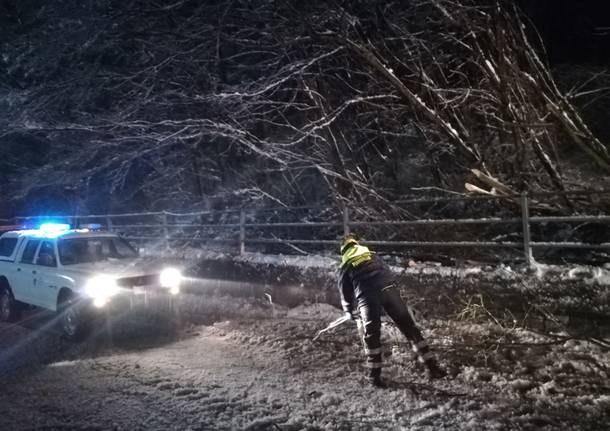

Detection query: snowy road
xmin=1 ymin=301 xmax=609 ymax=430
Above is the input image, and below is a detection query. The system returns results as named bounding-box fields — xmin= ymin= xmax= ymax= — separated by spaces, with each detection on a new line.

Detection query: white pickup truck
xmin=0 ymin=223 xmax=182 ymax=340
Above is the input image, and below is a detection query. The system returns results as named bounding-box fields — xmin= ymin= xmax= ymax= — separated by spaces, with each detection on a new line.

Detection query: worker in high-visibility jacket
xmin=338 ymin=235 xmax=445 ymax=387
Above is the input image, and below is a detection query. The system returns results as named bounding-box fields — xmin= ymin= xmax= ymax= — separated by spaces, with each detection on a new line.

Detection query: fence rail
xmin=2 ymin=191 xmax=609 ymax=264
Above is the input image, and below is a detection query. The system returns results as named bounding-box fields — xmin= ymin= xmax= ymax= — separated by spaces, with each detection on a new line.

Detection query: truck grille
xmin=117 ymin=274 xmax=160 ymax=288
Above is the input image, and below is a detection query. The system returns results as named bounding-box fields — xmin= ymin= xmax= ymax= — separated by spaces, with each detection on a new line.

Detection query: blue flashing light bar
xmin=82 ymin=223 xmax=102 ymax=230
xmin=38 ymin=223 xmax=71 ymax=234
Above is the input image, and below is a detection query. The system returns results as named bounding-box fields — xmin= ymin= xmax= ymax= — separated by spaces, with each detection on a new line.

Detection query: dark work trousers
xmin=357 ymin=284 xmax=434 ymax=378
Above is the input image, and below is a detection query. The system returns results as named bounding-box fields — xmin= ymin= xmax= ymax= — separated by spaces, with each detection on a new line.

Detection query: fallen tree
xmin=1 ymin=0 xmax=608 ymax=217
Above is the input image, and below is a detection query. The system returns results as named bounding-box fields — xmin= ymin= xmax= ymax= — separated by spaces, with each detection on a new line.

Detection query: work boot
xmin=425 ymin=360 xmax=447 ymax=380
xmin=368 ymin=375 xmax=387 ymax=388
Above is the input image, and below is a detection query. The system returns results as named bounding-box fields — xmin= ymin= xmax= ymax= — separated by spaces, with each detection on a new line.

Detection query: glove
xmin=344 ymin=311 xmax=356 ymax=321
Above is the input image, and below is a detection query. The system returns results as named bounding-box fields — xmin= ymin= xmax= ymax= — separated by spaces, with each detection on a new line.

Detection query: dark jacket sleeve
xmin=338 ymin=267 xmax=355 ymax=313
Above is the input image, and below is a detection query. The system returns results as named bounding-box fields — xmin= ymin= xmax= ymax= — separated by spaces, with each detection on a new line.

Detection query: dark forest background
xmin=1 ymin=0 xmax=609 ymax=219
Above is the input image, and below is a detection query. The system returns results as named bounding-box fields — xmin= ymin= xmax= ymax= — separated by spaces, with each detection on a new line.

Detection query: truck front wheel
xmin=57 ymin=292 xmax=89 ymax=341
xmin=0 ymin=286 xmax=20 ymax=323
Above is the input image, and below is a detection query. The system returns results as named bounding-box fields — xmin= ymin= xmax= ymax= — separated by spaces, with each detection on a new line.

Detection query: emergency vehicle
xmin=0 ymin=223 xmax=182 ymax=340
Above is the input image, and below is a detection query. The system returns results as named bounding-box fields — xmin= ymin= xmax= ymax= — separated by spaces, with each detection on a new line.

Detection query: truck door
xmin=14 ymin=239 xmax=41 ymax=305
xmin=33 ymin=241 xmax=61 ymax=310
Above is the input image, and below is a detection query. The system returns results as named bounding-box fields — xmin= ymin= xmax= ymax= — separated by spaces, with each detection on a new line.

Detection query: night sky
xmin=519 ymin=0 xmax=610 ymax=65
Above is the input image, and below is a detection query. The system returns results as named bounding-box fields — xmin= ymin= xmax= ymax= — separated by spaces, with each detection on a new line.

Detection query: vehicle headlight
xmin=160 ymin=268 xmax=182 ymax=294
xmin=85 ymin=275 xmax=120 ymax=304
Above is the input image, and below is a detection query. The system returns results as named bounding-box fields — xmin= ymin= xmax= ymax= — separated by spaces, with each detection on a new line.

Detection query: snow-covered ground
xmin=1 ymin=299 xmax=608 ymax=430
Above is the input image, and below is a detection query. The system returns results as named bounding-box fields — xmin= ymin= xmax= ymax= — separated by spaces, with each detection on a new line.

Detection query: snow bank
xmin=147 ymin=245 xmax=610 ymax=326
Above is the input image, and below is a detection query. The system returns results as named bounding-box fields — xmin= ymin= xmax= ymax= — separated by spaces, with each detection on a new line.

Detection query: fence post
xmin=106 ymin=216 xmax=113 ymax=233
xmin=239 ymin=209 xmax=246 ymax=255
xmin=162 ymin=211 xmax=169 ymax=249
xmin=342 ymin=204 xmax=350 ymax=236
xmin=521 ymin=192 xmax=533 ymax=266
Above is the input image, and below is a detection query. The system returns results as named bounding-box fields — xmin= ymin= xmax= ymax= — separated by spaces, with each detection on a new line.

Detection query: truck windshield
xmin=58 ymin=237 xmax=138 ymax=265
